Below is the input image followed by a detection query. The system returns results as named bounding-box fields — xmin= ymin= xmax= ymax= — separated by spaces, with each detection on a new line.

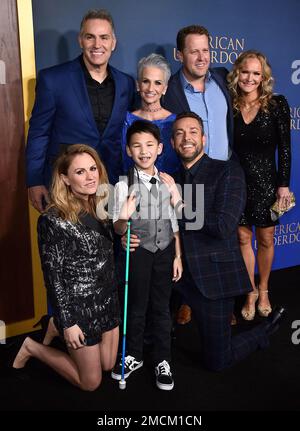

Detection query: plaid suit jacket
xmin=175 ymin=155 xmax=252 ymax=300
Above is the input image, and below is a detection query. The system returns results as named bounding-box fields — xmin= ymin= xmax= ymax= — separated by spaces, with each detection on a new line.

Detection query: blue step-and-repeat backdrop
xmin=31 ymin=0 xmax=300 ymax=270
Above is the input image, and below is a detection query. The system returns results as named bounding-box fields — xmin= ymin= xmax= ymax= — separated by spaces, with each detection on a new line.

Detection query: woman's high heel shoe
xmin=33 ymin=315 xmax=56 ymax=345
xmin=241 ymin=291 xmax=258 ymax=321
xmin=5 ymin=337 xmax=30 ymax=380
xmin=257 ymin=289 xmax=272 ymax=317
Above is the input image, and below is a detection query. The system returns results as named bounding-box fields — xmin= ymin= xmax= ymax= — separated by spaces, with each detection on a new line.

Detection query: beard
xmin=179 ymin=146 xmax=202 ymax=163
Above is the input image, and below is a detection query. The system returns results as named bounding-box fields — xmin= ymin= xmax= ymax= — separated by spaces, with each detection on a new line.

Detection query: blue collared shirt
xmin=180 ymin=70 xmax=229 ymax=161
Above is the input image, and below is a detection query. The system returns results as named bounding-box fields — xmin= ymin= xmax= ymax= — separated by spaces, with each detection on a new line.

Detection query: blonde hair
xmin=227 ymin=50 xmax=274 ymax=113
xmin=48 ymin=144 xmax=109 ymax=223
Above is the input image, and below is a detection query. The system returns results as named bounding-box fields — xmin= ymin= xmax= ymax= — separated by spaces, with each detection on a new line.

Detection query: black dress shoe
xmin=265 ymin=306 xmax=286 ymax=335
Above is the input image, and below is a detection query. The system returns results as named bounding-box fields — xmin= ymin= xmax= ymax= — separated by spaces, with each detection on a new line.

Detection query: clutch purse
xmin=270 ymin=192 xmax=296 ymax=221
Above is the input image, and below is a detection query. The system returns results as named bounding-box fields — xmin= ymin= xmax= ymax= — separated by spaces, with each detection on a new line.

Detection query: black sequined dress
xmin=234 ymin=95 xmax=291 ymax=227
xmin=38 ymin=210 xmax=120 ymax=346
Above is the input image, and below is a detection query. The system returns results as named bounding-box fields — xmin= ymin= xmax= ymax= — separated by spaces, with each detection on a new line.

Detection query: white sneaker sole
xmin=111 ymin=361 xmax=143 ymax=380
xmin=156 ymin=381 xmax=174 ymax=391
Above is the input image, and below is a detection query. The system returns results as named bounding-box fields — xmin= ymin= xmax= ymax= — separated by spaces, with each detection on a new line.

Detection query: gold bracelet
xmin=174 ymin=254 xmax=182 ymax=259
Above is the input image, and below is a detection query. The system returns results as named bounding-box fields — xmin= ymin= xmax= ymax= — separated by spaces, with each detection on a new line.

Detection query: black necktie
xmin=183 ymin=169 xmax=192 ymax=184
xmin=183 ymin=169 xmax=193 ymax=205
xmin=149 ymin=177 xmax=158 ymax=199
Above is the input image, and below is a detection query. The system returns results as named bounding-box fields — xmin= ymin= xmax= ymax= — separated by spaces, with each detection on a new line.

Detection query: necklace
xmin=140 ymin=105 xmax=163 ymax=113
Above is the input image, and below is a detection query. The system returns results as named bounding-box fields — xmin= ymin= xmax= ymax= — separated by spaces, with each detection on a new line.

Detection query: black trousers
xmin=184 ymin=271 xmax=269 ymax=371
xmin=126 ymin=240 xmax=175 ymax=364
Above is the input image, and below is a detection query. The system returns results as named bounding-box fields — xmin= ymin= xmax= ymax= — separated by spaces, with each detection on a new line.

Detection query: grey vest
xmin=129 ymin=177 xmax=174 ymax=253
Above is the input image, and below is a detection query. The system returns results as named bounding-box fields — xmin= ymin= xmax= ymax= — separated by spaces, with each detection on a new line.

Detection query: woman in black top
xmin=227 ymin=50 xmax=291 ymax=321
xmin=12 ymin=144 xmax=120 ymax=390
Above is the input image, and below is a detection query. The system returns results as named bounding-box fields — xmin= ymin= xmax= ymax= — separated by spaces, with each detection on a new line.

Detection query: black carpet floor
xmin=1 ymin=266 xmax=300 ymax=419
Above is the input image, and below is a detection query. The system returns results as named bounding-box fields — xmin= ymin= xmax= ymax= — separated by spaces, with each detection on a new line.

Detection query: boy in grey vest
xmin=111 ymin=120 xmax=182 ymax=390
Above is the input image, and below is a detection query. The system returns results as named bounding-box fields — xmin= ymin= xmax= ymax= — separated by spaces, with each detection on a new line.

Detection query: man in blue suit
xmin=163 ymin=25 xmax=234 ymax=324
xmin=26 ymin=9 xmax=135 ymax=212
xmin=160 ymin=112 xmax=284 ymax=370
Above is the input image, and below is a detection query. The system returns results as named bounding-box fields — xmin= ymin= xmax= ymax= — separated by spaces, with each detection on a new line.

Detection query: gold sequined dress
xmin=234 ymin=95 xmax=291 ymax=227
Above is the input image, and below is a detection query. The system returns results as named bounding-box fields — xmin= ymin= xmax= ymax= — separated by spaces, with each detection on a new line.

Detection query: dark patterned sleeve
xmin=201 ymin=161 xmax=247 ymax=239
xmin=37 ymin=214 xmax=76 ymax=330
xmin=274 ymin=95 xmax=291 ymax=187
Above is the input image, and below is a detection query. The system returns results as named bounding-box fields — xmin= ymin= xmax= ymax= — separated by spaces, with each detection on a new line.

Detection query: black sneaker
xmin=111 ymin=355 xmax=143 ymax=380
xmin=155 ymin=360 xmax=174 ymax=390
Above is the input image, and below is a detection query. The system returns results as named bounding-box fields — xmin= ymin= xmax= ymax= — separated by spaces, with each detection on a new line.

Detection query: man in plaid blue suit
xmin=160 ymin=111 xmax=282 ymax=371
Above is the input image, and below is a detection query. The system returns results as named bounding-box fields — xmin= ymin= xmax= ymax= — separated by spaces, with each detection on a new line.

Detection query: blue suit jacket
xmin=175 ymin=155 xmax=252 ymax=300
xmin=163 ymin=68 xmax=234 ymax=153
xmin=26 ymin=56 xmax=135 ymax=186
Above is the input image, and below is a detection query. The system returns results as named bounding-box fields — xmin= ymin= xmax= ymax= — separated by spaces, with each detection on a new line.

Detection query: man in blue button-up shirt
xmin=164 ymin=25 xmax=233 ymax=162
